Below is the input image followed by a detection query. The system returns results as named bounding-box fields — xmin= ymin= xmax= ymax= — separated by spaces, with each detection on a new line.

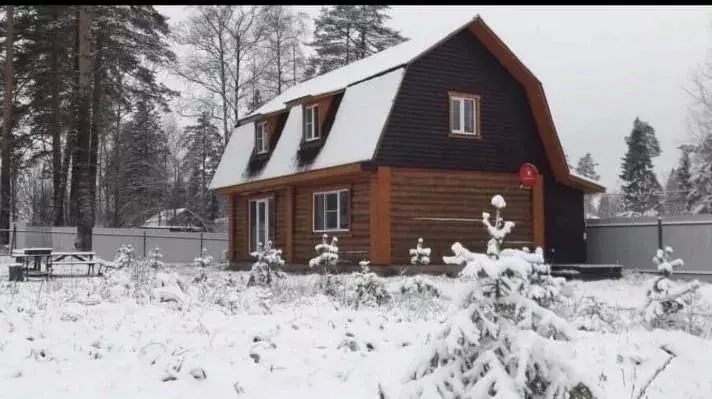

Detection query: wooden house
xmin=210 ymin=15 xmax=605 ymax=267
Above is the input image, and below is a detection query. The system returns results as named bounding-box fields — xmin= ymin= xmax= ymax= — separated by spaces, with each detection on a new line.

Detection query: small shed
xmin=142 ymin=208 xmax=208 ymax=232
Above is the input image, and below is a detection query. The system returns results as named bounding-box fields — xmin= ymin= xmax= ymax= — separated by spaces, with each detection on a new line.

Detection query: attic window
xmin=304 ymin=104 xmax=320 ymax=142
xmin=255 ymin=121 xmax=269 ymax=154
xmin=449 ymin=92 xmax=480 ymax=137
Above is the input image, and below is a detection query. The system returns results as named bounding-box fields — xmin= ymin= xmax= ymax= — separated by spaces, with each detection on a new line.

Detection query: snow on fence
xmin=9 ymin=223 xmax=227 ymax=264
xmin=586 ymin=214 xmax=712 ymax=274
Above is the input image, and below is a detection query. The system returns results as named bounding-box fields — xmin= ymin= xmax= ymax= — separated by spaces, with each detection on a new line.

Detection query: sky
xmin=156 ymin=5 xmax=712 ymax=191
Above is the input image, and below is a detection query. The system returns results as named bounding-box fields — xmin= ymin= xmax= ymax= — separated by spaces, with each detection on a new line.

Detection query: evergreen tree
xmin=305 ymin=5 xmax=405 ymax=78
xmin=575 ymin=152 xmax=600 ymax=217
xmin=181 ymin=111 xmax=223 ymax=223
xmin=112 ymin=97 xmax=170 ymax=226
xmin=689 ymin=133 xmax=712 ymax=214
xmin=664 ymin=145 xmax=694 ymax=215
xmin=619 ymin=117 xmax=662 ymax=216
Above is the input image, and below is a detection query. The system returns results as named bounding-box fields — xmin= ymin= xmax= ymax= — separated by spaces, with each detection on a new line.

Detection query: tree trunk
xmin=75 ymin=6 xmax=93 ymax=251
xmin=1 ymin=5 xmax=15 ymax=246
xmin=51 ymin=7 xmax=65 ymax=226
xmin=233 ymin=42 xmax=240 ymax=127
xmin=88 ymin=25 xmax=103 ymax=235
xmin=219 ymin=36 xmax=229 ymax=148
xmin=67 ymin=9 xmax=81 ymax=226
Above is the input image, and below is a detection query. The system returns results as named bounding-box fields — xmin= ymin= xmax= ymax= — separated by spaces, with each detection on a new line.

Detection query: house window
xmin=249 ymin=197 xmax=274 ymax=253
xmin=313 ymin=189 xmax=349 ymax=232
xmin=304 ymin=105 xmax=320 ymax=141
xmin=449 ymin=93 xmax=480 ymax=136
xmin=255 ymin=121 xmax=269 ymax=154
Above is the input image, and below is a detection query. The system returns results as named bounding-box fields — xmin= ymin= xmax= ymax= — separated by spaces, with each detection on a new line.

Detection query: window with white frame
xmin=313 ymin=189 xmax=349 ymax=232
xmin=304 ymin=105 xmax=320 ymax=141
xmin=449 ymin=93 xmax=479 ymax=136
xmin=255 ymin=121 xmax=269 ymax=154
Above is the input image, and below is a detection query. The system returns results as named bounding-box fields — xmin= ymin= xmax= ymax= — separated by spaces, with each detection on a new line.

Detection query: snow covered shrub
xmin=344 ymin=260 xmax=391 ymax=309
xmin=247 ymin=241 xmax=285 ymax=288
xmin=409 ymin=238 xmax=431 ymax=266
xmin=114 ymin=244 xmax=135 ymax=269
xmin=308 ymin=234 xmax=339 ymax=274
xmin=193 ymin=248 xmax=214 ymax=268
xmin=309 ymin=234 xmax=341 ymax=296
xmin=148 ymin=247 xmax=165 ymax=269
xmin=399 ymin=275 xmax=440 ymax=297
xmin=641 ymin=246 xmax=701 ymax=330
xmin=401 ymin=195 xmax=596 ymax=398
xmin=516 ymin=247 xmax=566 ymax=309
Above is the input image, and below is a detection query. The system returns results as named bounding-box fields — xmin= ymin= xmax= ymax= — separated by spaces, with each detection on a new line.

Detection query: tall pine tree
xmin=575 ymin=152 xmax=600 ymax=217
xmin=181 ymin=111 xmax=223 ymax=224
xmin=619 ymin=117 xmax=662 ymax=216
xmin=305 ymin=5 xmax=405 ymax=78
xmin=664 ymin=145 xmax=693 ymax=215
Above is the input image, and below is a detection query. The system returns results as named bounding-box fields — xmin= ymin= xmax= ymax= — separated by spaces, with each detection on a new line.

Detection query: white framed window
xmin=249 ymin=197 xmax=273 ymax=252
xmin=255 ymin=121 xmax=269 ymax=154
xmin=304 ymin=105 xmax=320 ymax=141
xmin=449 ymin=93 xmax=480 ymax=136
xmin=313 ymin=189 xmax=349 ymax=232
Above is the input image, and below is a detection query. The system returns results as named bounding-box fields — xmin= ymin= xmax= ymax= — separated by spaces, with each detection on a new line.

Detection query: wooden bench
xmin=51 ymin=251 xmax=98 ymax=276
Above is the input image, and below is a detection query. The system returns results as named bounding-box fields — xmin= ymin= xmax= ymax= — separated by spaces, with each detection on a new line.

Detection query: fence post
xmin=200 ymin=232 xmax=204 ymax=256
xmin=143 ymin=231 xmax=147 ymax=258
xmin=657 ymin=216 xmax=663 ymax=250
xmin=11 ymin=223 xmax=16 ymax=252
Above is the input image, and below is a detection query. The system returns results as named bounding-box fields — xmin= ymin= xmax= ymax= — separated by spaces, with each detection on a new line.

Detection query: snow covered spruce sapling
xmin=193 ymin=247 xmax=214 ymax=268
xmin=400 ymin=238 xmax=440 ymax=297
xmin=247 ymin=240 xmax=286 ymax=288
xmin=344 ymin=259 xmax=391 ymax=309
xmin=641 ymin=246 xmax=700 ymax=329
xmin=308 ymin=234 xmax=342 ymax=295
xmin=400 ymin=194 xmax=596 ymax=398
xmin=114 ymin=244 xmax=135 ymax=269
xmin=148 ymin=247 xmax=165 ymax=269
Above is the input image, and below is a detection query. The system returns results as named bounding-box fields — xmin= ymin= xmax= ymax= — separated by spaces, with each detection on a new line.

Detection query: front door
xmin=249 ymin=198 xmax=273 ymax=252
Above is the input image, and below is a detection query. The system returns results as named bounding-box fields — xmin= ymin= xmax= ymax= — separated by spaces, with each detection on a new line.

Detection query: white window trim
xmin=304 ymin=105 xmax=320 ymax=142
xmin=450 ymin=95 xmax=479 ymax=136
xmin=256 ymin=121 xmax=269 ymax=154
xmin=312 ymin=189 xmax=349 ymax=233
xmin=249 ymin=197 xmax=272 ymax=252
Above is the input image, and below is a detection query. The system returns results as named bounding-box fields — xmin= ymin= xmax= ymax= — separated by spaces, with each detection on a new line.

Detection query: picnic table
xmin=9 ymin=248 xmax=98 ymax=280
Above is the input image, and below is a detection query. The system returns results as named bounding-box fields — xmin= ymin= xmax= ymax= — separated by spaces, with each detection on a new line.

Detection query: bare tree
xmin=1 ymin=5 xmax=14 ymax=245
xmin=75 ymin=5 xmax=93 ymax=250
xmin=175 ymin=6 xmax=234 ymax=147
xmin=262 ymin=6 xmax=308 ymax=96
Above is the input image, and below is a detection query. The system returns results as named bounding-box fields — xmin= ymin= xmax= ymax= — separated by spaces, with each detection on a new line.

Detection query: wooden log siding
xmin=389 ymin=169 xmax=534 ymax=265
xmin=292 ymin=175 xmax=371 ymax=264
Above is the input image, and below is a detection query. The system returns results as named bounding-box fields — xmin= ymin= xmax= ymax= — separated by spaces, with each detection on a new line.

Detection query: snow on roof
xmin=244 ymin=14 xmax=478 ymax=119
xmin=210 ymin=67 xmax=405 ymax=190
xmin=143 ymin=208 xmax=188 ymax=227
xmin=570 ymin=171 xmax=605 ymax=189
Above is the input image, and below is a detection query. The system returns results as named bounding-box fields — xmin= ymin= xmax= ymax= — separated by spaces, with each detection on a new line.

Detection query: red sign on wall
xmin=519 ymin=163 xmax=539 ymax=189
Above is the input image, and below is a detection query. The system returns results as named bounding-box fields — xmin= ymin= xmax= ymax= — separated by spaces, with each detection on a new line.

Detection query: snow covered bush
xmin=309 ymin=234 xmax=341 ymax=296
xmin=517 ymin=247 xmax=566 ymax=309
xmin=308 ymin=234 xmax=339 ymax=274
xmin=193 ymin=248 xmax=214 ymax=268
xmin=401 ymin=194 xmax=596 ymax=398
xmin=114 ymin=244 xmax=135 ymax=269
xmin=641 ymin=246 xmax=701 ymax=330
xmin=247 ymin=241 xmax=285 ymax=288
xmin=148 ymin=247 xmax=165 ymax=269
xmin=409 ymin=238 xmax=431 ymax=266
xmin=343 ymin=260 xmax=391 ymax=309
xmin=399 ymin=275 xmax=440 ymax=298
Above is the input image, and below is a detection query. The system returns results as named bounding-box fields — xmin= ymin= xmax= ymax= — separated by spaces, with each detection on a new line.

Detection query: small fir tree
xmin=247 ymin=240 xmax=285 ymax=287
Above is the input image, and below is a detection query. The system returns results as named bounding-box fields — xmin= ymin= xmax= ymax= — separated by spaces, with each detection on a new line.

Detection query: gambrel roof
xmin=210 ymin=15 xmax=605 ymax=194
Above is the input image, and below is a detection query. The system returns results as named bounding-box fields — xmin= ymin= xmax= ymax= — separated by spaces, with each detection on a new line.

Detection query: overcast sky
xmin=156 ymin=6 xmax=712 ymax=191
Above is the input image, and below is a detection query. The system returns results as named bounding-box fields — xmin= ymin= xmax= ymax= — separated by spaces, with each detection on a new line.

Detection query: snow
xmin=570 ymin=171 xmax=605 ymax=188
xmin=210 ymin=68 xmax=405 ymax=190
xmin=244 ymin=14 xmax=478 ymax=120
xmin=3 ymin=260 xmax=712 ymax=398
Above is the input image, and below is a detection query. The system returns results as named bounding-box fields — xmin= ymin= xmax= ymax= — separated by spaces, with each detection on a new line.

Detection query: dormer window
xmin=255 ymin=121 xmax=269 ymax=154
xmin=304 ymin=104 xmax=320 ymax=141
xmin=449 ymin=92 xmax=480 ymax=137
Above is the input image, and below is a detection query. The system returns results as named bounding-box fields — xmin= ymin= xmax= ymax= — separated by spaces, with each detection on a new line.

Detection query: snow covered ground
xmin=1 ymin=262 xmax=712 ymax=399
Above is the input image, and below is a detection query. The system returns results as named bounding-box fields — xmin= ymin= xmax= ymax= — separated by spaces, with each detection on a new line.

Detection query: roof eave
xmin=568 ymin=174 xmax=606 ymax=194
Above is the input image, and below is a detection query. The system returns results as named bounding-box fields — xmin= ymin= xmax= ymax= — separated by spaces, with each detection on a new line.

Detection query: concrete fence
xmin=11 ymin=224 xmax=228 ymax=264
xmin=586 ymin=214 xmax=712 ymax=273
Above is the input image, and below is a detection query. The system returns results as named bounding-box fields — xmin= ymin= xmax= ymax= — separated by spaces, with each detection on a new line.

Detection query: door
xmin=249 ymin=198 xmax=273 ymax=252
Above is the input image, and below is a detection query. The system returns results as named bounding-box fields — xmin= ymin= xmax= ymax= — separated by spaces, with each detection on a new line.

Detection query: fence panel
xmin=586 ymin=215 xmax=712 ymax=273
xmin=10 ymin=224 xmax=228 ymax=265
